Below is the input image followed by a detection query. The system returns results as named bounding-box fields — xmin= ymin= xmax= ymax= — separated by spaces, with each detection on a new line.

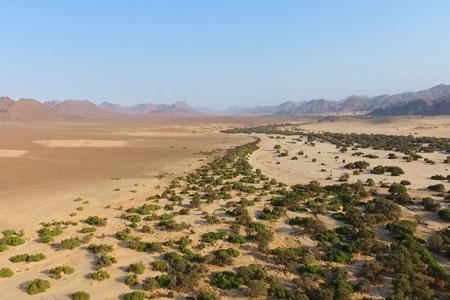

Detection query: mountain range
xmin=0 ymin=98 xmax=204 ymax=121
xmin=223 ymin=84 xmax=450 ymax=116
xmin=1 ymin=84 xmax=450 ymax=121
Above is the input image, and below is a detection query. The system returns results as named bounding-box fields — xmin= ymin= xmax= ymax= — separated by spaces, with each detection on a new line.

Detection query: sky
xmin=1 ymin=0 xmax=450 ymax=110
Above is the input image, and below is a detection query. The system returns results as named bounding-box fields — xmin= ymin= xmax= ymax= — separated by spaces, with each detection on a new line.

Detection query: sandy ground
xmin=0 ymin=119 xmax=254 ymax=299
xmin=299 ymin=115 xmax=450 ymax=138
xmin=33 ymin=139 xmax=129 ymax=148
xmin=0 ymin=116 xmax=449 ymax=299
xmin=0 ymin=149 xmax=27 ymax=157
xmin=250 ymin=134 xmax=450 ymax=191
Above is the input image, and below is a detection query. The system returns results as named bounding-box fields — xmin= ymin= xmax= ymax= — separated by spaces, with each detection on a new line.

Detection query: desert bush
xmin=211 ymin=271 xmax=242 ymax=289
xmin=126 ymin=204 xmax=160 ymax=215
xmin=115 ymin=230 xmax=132 ymax=241
xmin=326 ymin=249 xmax=352 ymax=263
xmin=196 ymin=289 xmax=220 ymax=300
xmin=201 ymin=231 xmax=227 ymax=244
xmin=96 ymin=255 xmax=117 ymax=268
xmin=0 ymin=267 xmax=14 ymax=278
xmin=125 ymin=274 xmax=139 ymax=286
xmin=288 ymin=217 xmax=326 ymax=236
xmin=60 ymin=237 xmax=82 ymax=250
xmin=142 ymin=274 xmax=176 ymax=290
xmin=126 ymin=214 xmax=142 ymax=223
xmin=79 ymin=226 xmax=96 ymax=234
xmin=88 ymin=243 xmax=113 ymax=255
xmin=71 ymin=291 xmax=90 ymax=300
xmin=236 ymin=264 xmax=267 ymax=284
xmin=90 ymin=269 xmax=110 ymax=281
xmin=128 ymin=262 xmax=145 ymax=274
xmin=205 ymin=248 xmax=240 ymax=266
xmin=24 ymin=278 xmax=51 ymax=295
xmin=123 ymin=291 xmax=146 ymax=300
xmin=10 ymin=253 xmax=45 ymax=263
xmin=38 ymin=227 xmax=63 ymax=243
xmin=272 ymin=247 xmax=306 ymax=266
xmin=227 ymin=233 xmax=246 ymax=244
xmin=84 ymin=216 xmax=107 ymax=226
xmin=151 ymin=260 xmax=168 ymax=272
xmin=48 ymin=266 xmax=75 ymax=279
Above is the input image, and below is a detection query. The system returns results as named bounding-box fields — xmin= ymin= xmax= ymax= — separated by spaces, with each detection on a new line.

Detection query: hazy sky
xmin=1 ymin=1 xmax=450 ymax=109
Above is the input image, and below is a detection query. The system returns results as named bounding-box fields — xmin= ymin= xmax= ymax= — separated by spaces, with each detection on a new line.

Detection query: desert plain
xmin=0 ymin=115 xmax=449 ymax=299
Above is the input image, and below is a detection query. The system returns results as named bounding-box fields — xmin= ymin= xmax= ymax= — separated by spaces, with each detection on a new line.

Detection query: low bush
xmin=48 ymin=265 xmax=75 ymax=279
xmin=60 ymin=237 xmax=82 ymax=250
xmin=128 ymin=262 xmax=145 ymax=274
xmin=201 ymin=231 xmax=227 ymax=244
xmin=123 ymin=291 xmax=146 ymax=300
xmin=71 ymin=291 xmax=90 ymax=300
xmin=211 ymin=271 xmax=242 ymax=289
xmin=84 ymin=216 xmax=107 ymax=226
xmin=88 ymin=244 xmax=113 ymax=255
xmin=196 ymin=289 xmax=220 ymax=300
xmin=24 ymin=278 xmax=51 ymax=295
xmin=151 ymin=260 xmax=168 ymax=272
xmin=90 ymin=269 xmax=110 ymax=281
xmin=96 ymin=255 xmax=117 ymax=268
xmin=0 ymin=267 xmax=14 ymax=278
xmin=10 ymin=253 xmax=45 ymax=263
xmin=38 ymin=227 xmax=63 ymax=243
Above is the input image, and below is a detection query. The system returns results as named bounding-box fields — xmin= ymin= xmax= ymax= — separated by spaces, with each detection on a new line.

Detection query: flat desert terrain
xmin=0 ymin=116 xmax=449 ymax=300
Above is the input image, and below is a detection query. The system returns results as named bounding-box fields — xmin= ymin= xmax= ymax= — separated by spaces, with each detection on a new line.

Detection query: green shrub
xmin=48 ymin=266 xmax=75 ymax=279
xmin=142 ymin=274 xmax=176 ymax=290
xmin=128 ymin=262 xmax=145 ymax=274
xmin=211 ymin=271 xmax=242 ymax=289
xmin=236 ymin=264 xmax=267 ymax=284
xmin=125 ymin=274 xmax=139 ymax=286
xmin=123 ymin=291 xmax=146 ymax=300
xmin=127 ymin=204 xmax=160 ymax=215
xmin=126 ymin=214 xmax=142 ymax=223
xmin=79 ymin=227 xmax=96 ymax=234
xmin=71 ymin=291 xmax=90 ymax=300
xmin=84 ymin=216 xmax=107 ymax=226
xmin=88 ymin=243 xmax=113 ymax=255
xmin=227 ymin=234 xmax=246 ymax=244
xmin=151 ymin=260 xmax=168 ymax=272
xmin=96 ymin=255 xmax=117 ymax=268
xmin=201 ymin=231 xmax=227 ymax=244
xmin=115 ymin=230 xmax=132 ymax=241
xmin=60 ymin=237 xmax=82 ymax=250
xmin=0 ymin=267 xmax=14 ymax=278
xmin=196 ymin=289 xmax=220 ymax=300
xmin=326 ymin=249 xmax=352 ymax=263
xmin=24 ymin=278 xmax=51 ymax=295
xmin=38 ymin=227 xmax=63 ymax=243
xmin=90 ymin=269 xmax=110 ymax=281
xmin=9 ymin=253 xmax=45 ymax=263
xmin=1 ymin=230 xmax=25 ymax=246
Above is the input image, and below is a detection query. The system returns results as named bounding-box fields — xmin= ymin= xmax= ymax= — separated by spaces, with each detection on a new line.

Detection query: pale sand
xmin=0 ymin=117 xmax=448 ymax=299
xmin=33 ymin=139 xmax=128 ymax=148
xmin=0 ymin=149 xmax=26 ymax=157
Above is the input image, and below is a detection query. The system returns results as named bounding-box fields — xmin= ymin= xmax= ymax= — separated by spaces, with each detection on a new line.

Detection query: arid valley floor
xmin=0 ymin=116 xmax=449 ymax=299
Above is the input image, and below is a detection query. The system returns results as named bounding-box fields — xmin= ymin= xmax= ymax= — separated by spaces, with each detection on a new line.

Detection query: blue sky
xmin=1 ymin=0 xmax=450 ymax=109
